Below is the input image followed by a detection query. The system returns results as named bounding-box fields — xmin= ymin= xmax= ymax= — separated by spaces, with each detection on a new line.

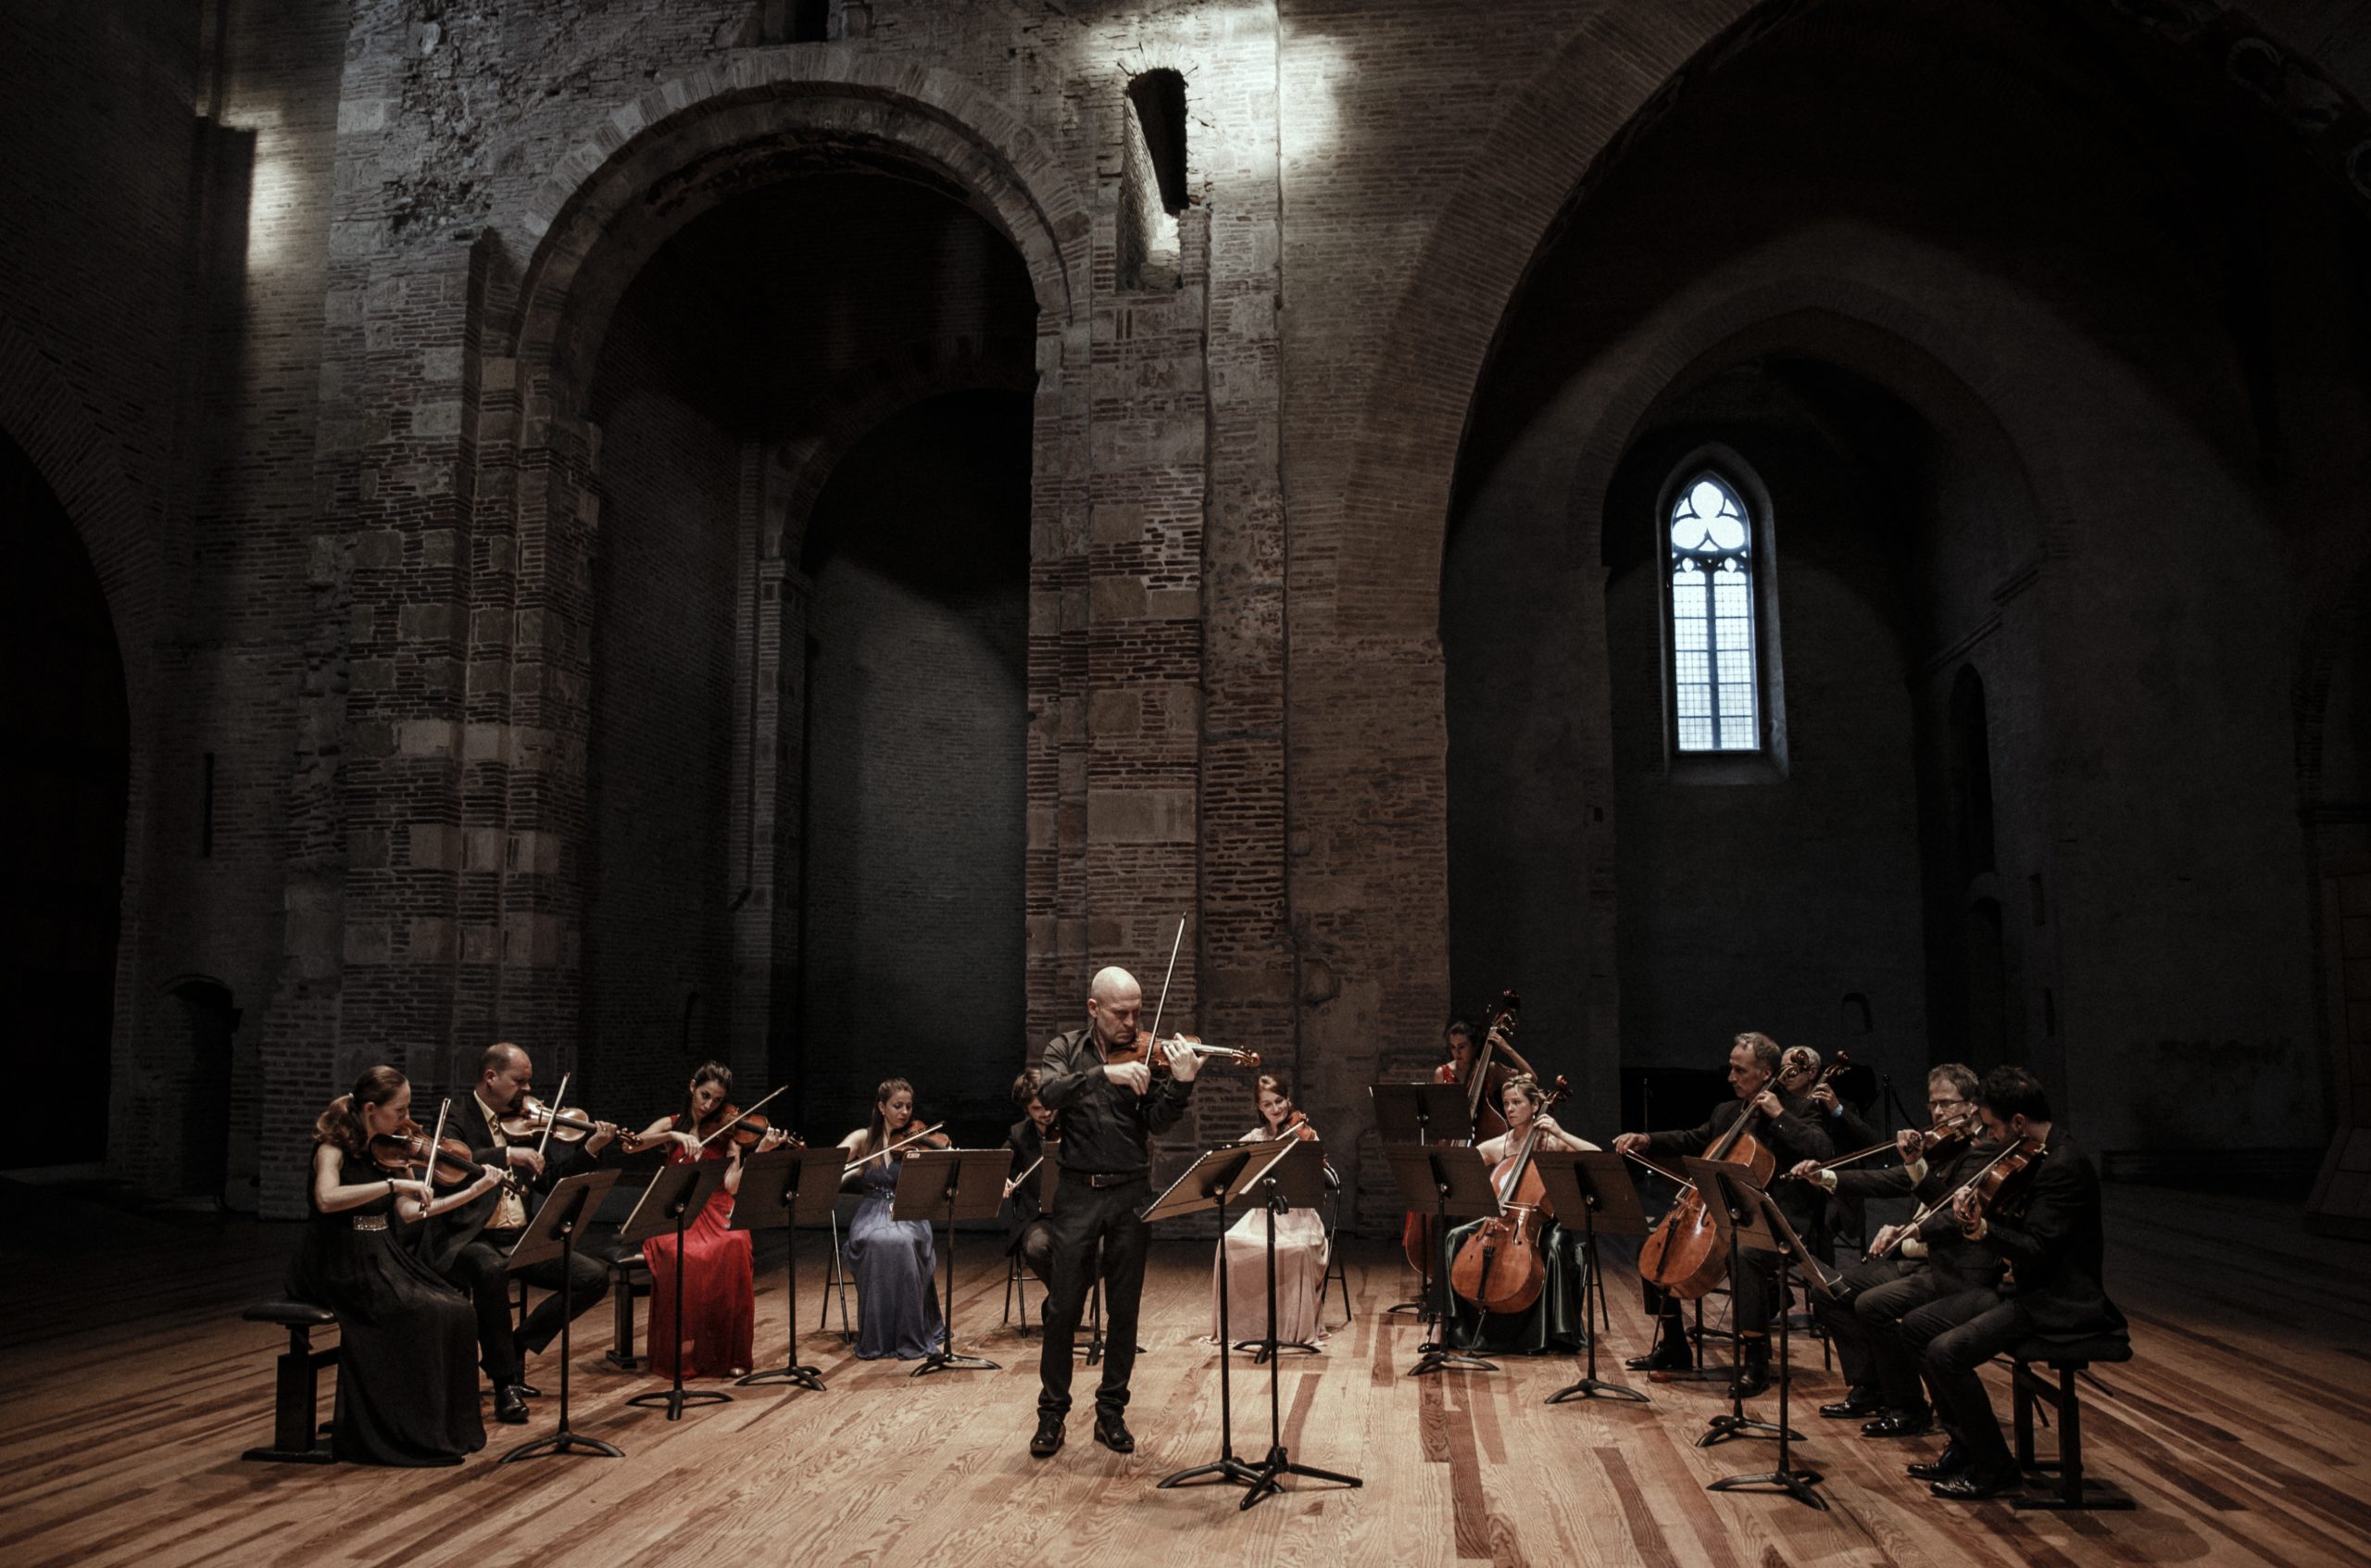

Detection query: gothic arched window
xmin=1667 ymin=471 xmax=1762 ymax=751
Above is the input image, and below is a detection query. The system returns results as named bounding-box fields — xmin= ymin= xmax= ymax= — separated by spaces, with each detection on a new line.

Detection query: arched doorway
xmin=1 ymin=430 xmax=130 ymax=1170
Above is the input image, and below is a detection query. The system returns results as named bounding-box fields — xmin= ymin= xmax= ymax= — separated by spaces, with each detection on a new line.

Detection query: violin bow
xmin=1144 ymin=916 xmax=1186 ymax=1050
xmin=533 ymin=1072 xmax=571 ymax=1165
xmin=844 ymin=1120 xmax=948 ymax=1177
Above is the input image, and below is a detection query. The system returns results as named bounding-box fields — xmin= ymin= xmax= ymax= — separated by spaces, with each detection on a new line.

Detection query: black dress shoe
xmin=510 ymin=1381 xmax=543 ymax=1399
xmin=495 ymin=1386 xmax=530 ymax=1424
xmin=1726 ymin=1342 xmax=1771 ymax=1399
xmin=1092 ymin=1413 xmax=1135 ymax=1454
xmin=1029 ymin=1415 xmax=1064 ymax=1459
xmin=1930 ymin=1467 xmax=2022 ymax=1500
xmin=1861 ymin=1408 xmax=1934 ymax=1438
xmin=1906 ymin=1443 xmax=1971 ymax=1481
xmin=1820 ymin=1387 xmax=1881 ymax=1419
xmin=1625 ymin=1339 xmax=1693 ymax=1374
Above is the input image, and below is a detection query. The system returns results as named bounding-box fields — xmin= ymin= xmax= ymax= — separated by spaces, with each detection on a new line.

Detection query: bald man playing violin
xmin=420 ymin=1041 xmax=621 ymax=1425
xmin=1029 ymin=965 xmax=1203 ymax=1460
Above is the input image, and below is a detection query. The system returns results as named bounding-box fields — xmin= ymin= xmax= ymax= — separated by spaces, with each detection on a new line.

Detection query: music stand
xmin=733 ymin=1145 xmax=845 ymax=1392
xmin=895 ymin=1148 xmax=1014 ymax=1376
xmin=1371 ymin=1083 xmax=1475 ymax=1316
xmin=1148 ymin=1139 xmax=1297 ymax=1499
xmin=621 ymin=1158 xmax=733 ymax=1421
xmin=496 ymin=1169 xmax=622 ymax=1463
xmin=1237 ymin=1141 xmax=1361 ymax=1511
xmin=1530 ymin=1150 xmax=1651 ymax=1406
xmin=1377 ymin=1144 xmax=1502 ymax=1375
xmin=1684 ymin=1159 xmax=1827 ymax=1512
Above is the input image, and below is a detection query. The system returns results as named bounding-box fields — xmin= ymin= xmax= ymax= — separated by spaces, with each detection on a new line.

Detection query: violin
xmin=499 ymin=1094 xmax=605 ymax=1145
xmin=1273 ymin=1110 xmax=1320 ymax=1144
xmin=1795 ymin=1098 xmax=1978 ymax=1178
xmin=1871 ymin=1132 xmax=2043 ymax=1257
xmin=1447 ymin=1074 xmax=1571 ymax=1315
xmin=1105 ymin=1031 xmax=1261 ymax=1075
xmin=368 ymin=1119 xmax=480 ymax=1187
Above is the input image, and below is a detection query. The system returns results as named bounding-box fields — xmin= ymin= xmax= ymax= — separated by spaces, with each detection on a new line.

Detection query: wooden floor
xmin=3 ymin=1184 xmax=2367 ymax=1568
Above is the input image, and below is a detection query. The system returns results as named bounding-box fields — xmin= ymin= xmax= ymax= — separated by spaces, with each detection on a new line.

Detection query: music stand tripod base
xmin=1709 ymin=1466 xmax=1828 ymax=1511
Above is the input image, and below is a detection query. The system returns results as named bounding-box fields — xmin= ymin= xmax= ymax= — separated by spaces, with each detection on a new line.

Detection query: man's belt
xmin=1061 ymin=1169 xmax=1146 ymax=1189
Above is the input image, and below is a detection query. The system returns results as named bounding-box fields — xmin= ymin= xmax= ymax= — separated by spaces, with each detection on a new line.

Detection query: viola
xmin=1870 ymin=1131 xmax=2041 ymax=1258
xmin=499 ymin=1095 xmax=605 ymax=1145
xmin=1447 ymin=1074 xmax=1571 ymax=1316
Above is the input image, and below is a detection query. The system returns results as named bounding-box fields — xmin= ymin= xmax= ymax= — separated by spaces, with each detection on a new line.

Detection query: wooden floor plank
xmin=1 ymin=1185 xmax=2366 ymax=1566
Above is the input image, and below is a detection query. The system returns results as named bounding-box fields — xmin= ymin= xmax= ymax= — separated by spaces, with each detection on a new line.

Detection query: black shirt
xmin=1036 ymin=1025 xmax=1196 ymax=1176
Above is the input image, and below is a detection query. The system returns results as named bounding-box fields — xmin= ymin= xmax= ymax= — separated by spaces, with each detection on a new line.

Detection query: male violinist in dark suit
xmin=1892 ymin=1064 xmax=2125 ymax=1499
xmin=1001 ymin=1069 xmax=1056 ymax=1287
xmin=1788 ymin=1061 xmax=2003 ymax=1428
xmin=419 ymin=1041 xmax=620 ymax=1424
xmin=1612 ymin=1031 xmax=1833 ymax=1397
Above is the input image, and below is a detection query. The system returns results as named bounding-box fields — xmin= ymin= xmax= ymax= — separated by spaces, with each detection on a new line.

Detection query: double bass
xmin=1447 ymin=1074 xmax=1571 ymax=1315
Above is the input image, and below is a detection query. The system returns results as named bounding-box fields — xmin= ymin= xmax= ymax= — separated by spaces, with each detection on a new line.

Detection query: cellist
xmin=1441 ymin=1074 xmax=1594 ymax=1356
xmin=1612 ymin=1032 xmax=1831 ymax=1395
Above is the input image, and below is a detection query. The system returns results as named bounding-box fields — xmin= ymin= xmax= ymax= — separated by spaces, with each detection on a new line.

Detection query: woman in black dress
xmin=288 ymin=1066 xmax=507 ymax=1465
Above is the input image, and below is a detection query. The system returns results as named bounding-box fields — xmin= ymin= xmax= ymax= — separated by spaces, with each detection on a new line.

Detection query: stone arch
xmin=770 ymin=332 xmax=1038 ymax=567
xmin=502 ymin=55 xmax=1088 ymax=413
xmin=1335 ymin=0 xmax=2371 ymax=639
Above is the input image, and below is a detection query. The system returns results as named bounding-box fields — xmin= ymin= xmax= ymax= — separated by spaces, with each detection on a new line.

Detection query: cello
xmin=1634 ymin=1095 xmax=1776 ymax=1299
xmin=1447 ymin=1074 xmax=1571 ymax=1316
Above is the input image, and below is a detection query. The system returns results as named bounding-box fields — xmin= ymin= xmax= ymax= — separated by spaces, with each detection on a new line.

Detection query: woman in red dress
xmin=633 ymin=1062 xmax=789 ymax=1379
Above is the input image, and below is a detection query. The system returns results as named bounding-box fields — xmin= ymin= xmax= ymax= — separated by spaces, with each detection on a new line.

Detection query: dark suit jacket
xmin=1972 ymin=1133 xmax=2125 ymax=1339
xmin=1646 ymin=1091 xmax=1834 ymax=1231
xmin=1836 ymin=1139 xmax=2003 ymax=1288
xmin=1001 ymin=1119 xmax=1048 ymax=1252
xmin=419 ymin=1094 xmax=602 ymax=1275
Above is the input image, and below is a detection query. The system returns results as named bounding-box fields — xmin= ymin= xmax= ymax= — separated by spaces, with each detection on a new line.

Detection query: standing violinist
xmin=1002 ymin=1070 xmax=1057 ymax=1288
xmin=1442 ymin=1074 xmax=1595 ymax=1356
xmin=420 ymin=1041 xmax=621 ymax=1425
xmin=631 ymin=1061 xmax=795 ymax=1380
xmin=1784 ymin=1062 xmax=2000 ymax=1428
xmin=1612 ymin=1032 xmax=1832 ymax=1396
xmin=1029 ymin=965 xmax=1203 ymax=1460
xmin=1893 ymin=1065 xmax=2125 ymax=1500
xmin=1210 ymin=1073 xmax=1331 ymax=1348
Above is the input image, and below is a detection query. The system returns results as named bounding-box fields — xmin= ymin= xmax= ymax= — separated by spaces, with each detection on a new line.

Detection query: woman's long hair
xmin=867 ymin=1077 xmax=915 ymax=1154
xmin=315 ymin=1066 xmax=407 ymax=1160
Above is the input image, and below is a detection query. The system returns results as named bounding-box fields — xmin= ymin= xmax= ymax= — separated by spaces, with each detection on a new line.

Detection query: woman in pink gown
xmin=634 ymin=1063 xmax=787 ymax=1379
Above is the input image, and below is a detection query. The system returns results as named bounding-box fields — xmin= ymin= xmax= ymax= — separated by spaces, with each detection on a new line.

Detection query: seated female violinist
xmin=836 ymin=1078 xmax=953 ymax=1361
xmin=1441 ymin=1074 xmax=1596 ymax=1356
xmin=629 ymin=1061 xmax=795 ymax=1380
xmin=1211 ymin=1073 xmax=1332 ymax=1348
xmin=288 ymin=1067 xmax=508 ymax=1465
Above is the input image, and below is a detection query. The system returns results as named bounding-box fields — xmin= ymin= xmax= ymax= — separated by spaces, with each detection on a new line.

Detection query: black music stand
xmin=1684 ymin=1159 xmax=1828 ymax=1512
xmin=733 ymin=1145 xmax=845 ymax=1392
xmin=1378 ymin=1144 xmax=1502 ymax=1375
xmin=1148 ymin=1139 xmax=1296 ymax=1499
xmin=497 ymin=1169 xmax=622 ymax=1463
xmin=621 ymin=1158 xmax=733 ymax=1421
xmin=1531 ymin=1149 xmax=1651 ymax=1406
xmin=896 ymin=1148 xmax=1013 ymax=1376
xmin=1236 ymin=1141 xmax=1361 ymax=1511
xmin=1371 ymin=1082 xmax=1475 ymax=1316
xmin=1229 ymin=1138 xmax=1331 ymax=1362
